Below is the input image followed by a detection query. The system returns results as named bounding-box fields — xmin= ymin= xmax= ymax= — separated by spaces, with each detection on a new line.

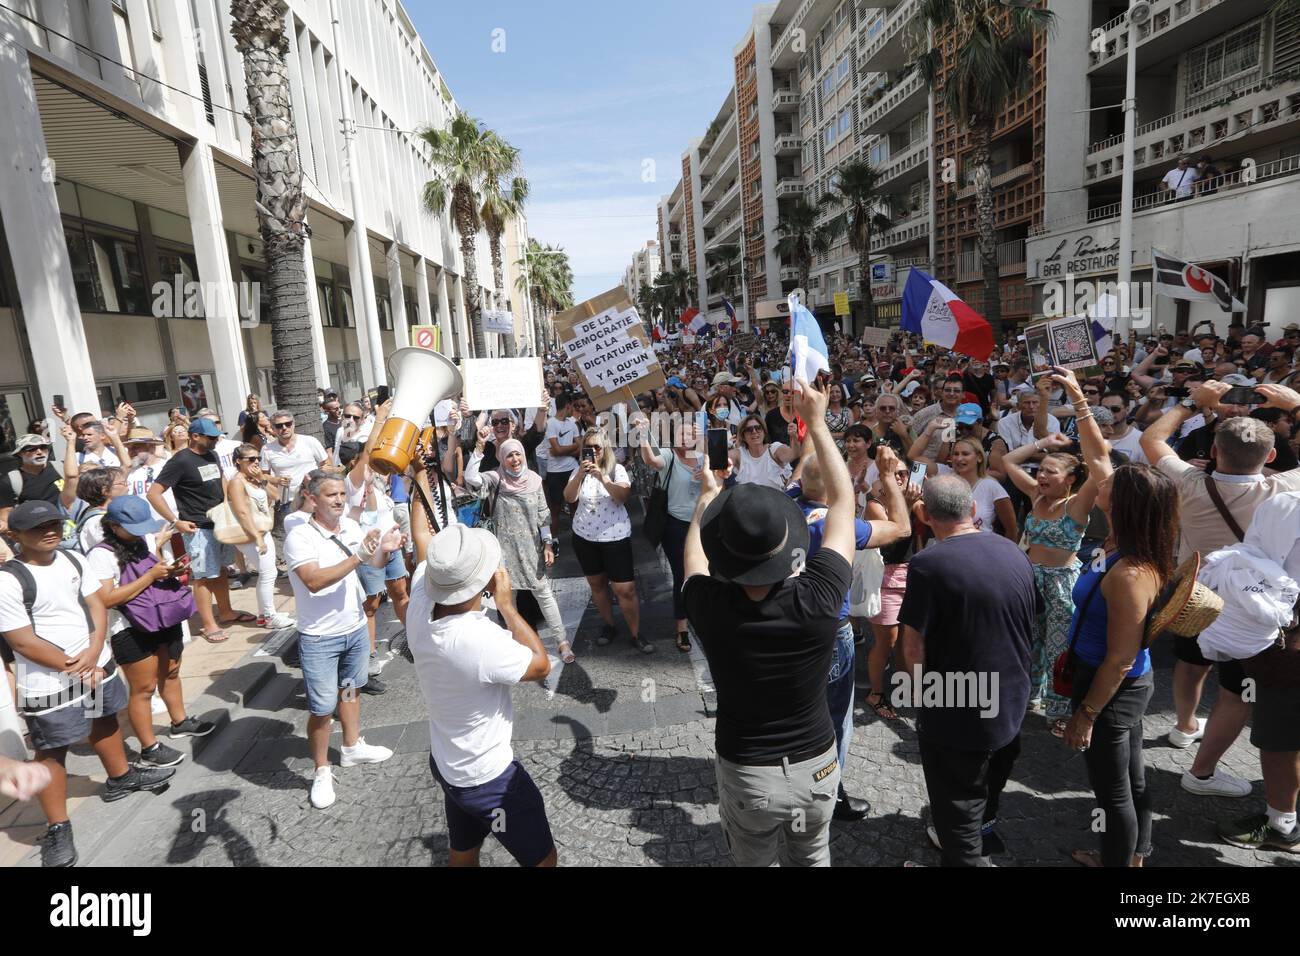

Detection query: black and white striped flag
xmin=1152 ymin=249 xmax=1244 ymax=312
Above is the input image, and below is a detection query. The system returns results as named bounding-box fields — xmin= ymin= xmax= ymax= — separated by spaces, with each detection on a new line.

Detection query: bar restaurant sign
xmin=1039 ymin=234 xmax=1123 ymax=279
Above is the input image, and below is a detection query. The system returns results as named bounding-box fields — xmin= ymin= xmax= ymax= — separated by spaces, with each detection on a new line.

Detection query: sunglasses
xmin=742 ymin=425 xmax=763 ymax=434
xmin=342 ymin=414 xmax=361 ymax=421
xmin=1083 ymin=388 xmax=1100 ymax=395
xmin=490 ymin=418 xmax=512 ymax=426
xmin=273 ymin=422 xmax=294 ymax=429
xmin=238 ymin=456 xmax=261 ymax=463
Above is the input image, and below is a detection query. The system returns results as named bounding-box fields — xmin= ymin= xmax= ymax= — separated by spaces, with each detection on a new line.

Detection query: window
xmin=821 ymin=73 xmax=833 ymax=101
xmin=239 ymin=265 xmax=270 ymax=327
xmin=63 ymin=225 xmax=150 ymax=315
xmin=838 ymin=109 xmax=852 ymax=137
xmin=108 ymin=378 xmax=169 ymax=406
xmin=146 ymin=0 xmax=162 ymax=36
xmin=870 ymin=140 xmax=889 ymax=166
xmin=824 ymin=125 xmax=837 ymax=148
xmin=377 ymin=293 xmax=393 ymax=332
xmin=836 ymin=55 xmax=850 ymax=86
xmin=317 ymin=281 xmax=336 ymax=327
xmin=157 ymin=249 xmax=203 ymax=318
xmin=340 ymin=288 xmax=356 ymax=328
xmin=0 ymin=392 xmax=34 ymax=455
xmin=1184 ymin=20 xmax=1263 ymax=105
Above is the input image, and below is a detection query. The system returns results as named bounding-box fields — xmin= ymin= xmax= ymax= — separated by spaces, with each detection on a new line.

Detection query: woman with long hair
xmin=913 ymin=436 xmax=1018 ymax=542
xmin=843 ymin=424 xmax=875 ymax=507
xmin=88 ymin=497 xmax=214 ymax=769
xmin=1055 ymin=367 xmax=1179 ymax=868
xmin=163 ymin=423 xmax=189 ymax=457
xmin=729 ymin=414 xmax=797 ymax=491
xmin=825 ymin=383 xmax=851 ymax=452
xmin=564 ymin=428 xmax=648 ymax=658
xmin=1002 ymin=376 xmax=1100 ymax=736
xmin=237 ymin=394 xmax=261 ymax=429
xmin=465 ymin=436 xmax=570 ymax=664
xmin=226 ymin=443 xmax=293 ymax=629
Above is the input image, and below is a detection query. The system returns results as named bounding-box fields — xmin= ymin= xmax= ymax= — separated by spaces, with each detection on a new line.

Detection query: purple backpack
xmin=99 ymin=544 xmax=197 ymax=633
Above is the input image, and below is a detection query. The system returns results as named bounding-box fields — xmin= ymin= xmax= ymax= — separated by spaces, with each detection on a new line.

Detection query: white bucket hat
xmin=423 ymin=525 xmax=502 ymax=606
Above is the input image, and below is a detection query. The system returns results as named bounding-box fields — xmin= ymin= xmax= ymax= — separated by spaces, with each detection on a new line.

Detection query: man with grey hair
xmin=1142 ymin=381 xmax=1300 ymax=797
xmin=899 ymin=475 xmax=1038 ymax=866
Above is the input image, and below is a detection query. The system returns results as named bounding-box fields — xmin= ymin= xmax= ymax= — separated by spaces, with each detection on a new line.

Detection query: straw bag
xmin=208 ymin=493 xmax=274 ymax=546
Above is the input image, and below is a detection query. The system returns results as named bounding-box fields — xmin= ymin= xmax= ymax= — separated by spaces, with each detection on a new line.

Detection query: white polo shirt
xmin=262 ymin=434 xmax=328 ymax=500
xmin=283 ymin=516 xmax=366 ymax=636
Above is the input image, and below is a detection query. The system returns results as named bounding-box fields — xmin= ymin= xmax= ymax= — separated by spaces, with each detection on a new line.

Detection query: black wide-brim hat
xmin=700 ymin=483 xmax=811 ymax=587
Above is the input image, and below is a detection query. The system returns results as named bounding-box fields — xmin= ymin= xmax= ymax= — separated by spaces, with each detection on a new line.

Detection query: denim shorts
xmin=183 ymin=527 xmax=235 ymax=580
xmin=298 ymin=623 xmax=369 ymax=716
xmin=356 ymin=549 xmax=407 ymax=596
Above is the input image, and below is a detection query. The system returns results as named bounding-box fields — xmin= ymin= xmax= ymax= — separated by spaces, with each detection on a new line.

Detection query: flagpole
xmin=1116 ymin=0 xmax=1141 ymax=339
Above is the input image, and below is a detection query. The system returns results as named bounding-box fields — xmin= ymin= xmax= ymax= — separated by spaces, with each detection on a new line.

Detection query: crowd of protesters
xmin=5 ymin=315 xmax=1300 ymax=870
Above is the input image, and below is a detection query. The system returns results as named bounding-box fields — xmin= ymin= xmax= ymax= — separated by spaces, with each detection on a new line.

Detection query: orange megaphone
xmin=369 ymin=347 xmax=462 ymax=477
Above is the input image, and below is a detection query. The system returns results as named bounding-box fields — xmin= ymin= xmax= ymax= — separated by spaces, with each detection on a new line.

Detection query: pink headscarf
xmin=495 ymin=438 xmax=542 ymax=495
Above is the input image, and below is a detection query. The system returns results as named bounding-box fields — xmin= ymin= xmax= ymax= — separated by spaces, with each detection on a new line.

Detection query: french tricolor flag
xmin=901 ymin=268 xmax=995 ymax=360
xmin=683 ymin=307 xmax=709 ymax=334
xmin=722 ymin=297 xmax=739 ymax=333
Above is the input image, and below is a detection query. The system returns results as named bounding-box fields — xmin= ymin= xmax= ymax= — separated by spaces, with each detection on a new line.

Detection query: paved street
xmin=16 ymin=511 xmax=1291 ymax=868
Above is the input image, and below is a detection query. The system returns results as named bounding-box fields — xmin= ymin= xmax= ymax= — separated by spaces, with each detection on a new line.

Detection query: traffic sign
xmin=412 ymin=325 xmax=438 ymax=351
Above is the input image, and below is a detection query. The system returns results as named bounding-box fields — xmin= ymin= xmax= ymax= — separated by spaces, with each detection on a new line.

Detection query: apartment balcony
xmin=702 ymin=180 xmax=743 ymax=227
xmin=774 ymin=134 xmax=802 ymax=157
xmin=780 ymin=265 xmax=801 ymax=282
xmin=669 ymin=232 xmax=682 ymax=242
xmin=770 ymin=0 xmax=840 ymax=68
xmin=775 ymin=177 xmax=806 ymax=199
xmin=955 ymin=161 xmax=1036 ymax=199
xmin=870 ymin=256 xmax=931 ymax=301
xmin=772 ymin=88 xmax=801 ymax=113
xmin=703 ymin=152 xmax=740 ymax=199
xmin=1088 ymin=0 xmax=1273 ymax=76
xmin=860 ymin=69 xmax=927 ymax=136
xmin=956 ymin=239 xmax=1028 ymax=282
xmin=876 ymin=140 xmax=929 ymax=190
xmin=700 ymin=115 xmax=738 ymax=176
xmin=1084 ymin=72 xmax=1300 ymax=184
xmin=859 ymin=0 xmax=919 ymax=75
xmin=705 ymin=213 xmax=743 ymax=249
xmin=871 ymin=205 xmax=929 ymax=253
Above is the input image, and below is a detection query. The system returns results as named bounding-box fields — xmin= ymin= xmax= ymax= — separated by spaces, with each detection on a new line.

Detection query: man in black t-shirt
xmin=682 ymin=380 xmax=855 ymax=867
xmin=899 ymin=475 xmax=1038 ymax=867
xmin=0 ymin=433 xmax=80 ymax=536
xmin=147 ymin=419 xmax=251 ymax=642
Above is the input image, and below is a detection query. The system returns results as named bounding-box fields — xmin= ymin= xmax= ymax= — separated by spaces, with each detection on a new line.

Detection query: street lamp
xmin=1116 ymin=0 xmax=1151 ymax=338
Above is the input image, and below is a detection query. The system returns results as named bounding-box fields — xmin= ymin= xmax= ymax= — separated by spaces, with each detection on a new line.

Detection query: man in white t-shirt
xmin=1162 ymin=156 xmax=1200 ymax=200
xmin=406 ymin=522 xmax=555 ymax=867
xmin=264 ymin=411 xmax=330 ymax=564
xmin=1098 ymin=392 xmax=1147 ymax=465
xmin=283 ymin=472 xmax=404 ymax=810
xmin=543 ymin=393 xmax=581 ymax=541
xmin=0 ymin=500 xmax=176 ymax=867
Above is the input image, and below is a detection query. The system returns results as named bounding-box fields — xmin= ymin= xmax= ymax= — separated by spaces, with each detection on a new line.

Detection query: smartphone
xmin=368 ymin=385 xmax=390 ymax=406
xmin=908 ymin=461 xmax=928 ymax=488
xmin=53 ymin=393 xmax=65 ymax=412
xmin=1222 ymin=385 xmax=1265 ymax=406
xmin=707 ymin=428 xmax=729 ymax=472
xmin=581 ymin=447 xmax=597 ymax=464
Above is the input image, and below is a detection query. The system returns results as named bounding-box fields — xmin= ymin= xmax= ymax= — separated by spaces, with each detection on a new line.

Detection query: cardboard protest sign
xmin=1024 ymin=316 xmax=1101 ymax=383
xmin=860 ymin=327 xmax=892 ymax=348
xmin=462 ymin=358 xmax=544 ymax=411
xmin=554 ymin=287 xmax=665 ymax=411
xmin=732 ymin=332 xmax=758 ymax=352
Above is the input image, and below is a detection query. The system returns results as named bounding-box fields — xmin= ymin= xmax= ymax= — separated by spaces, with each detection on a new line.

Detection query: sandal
xmin=557 ymin=641 xmax=576 ymax=665
xmin=200 ymin=628 xmax=229 ymax=644
xmin=1070 ymin=849 xmax=1102 ymax=868
xmin=219 ymin=611 xmax=258 ymax=626
xmin=675 ymin=630 xmax=691 ymax=654
xmin=865 ymin=692 xmax=900 ymax=721
xmin=1049 ymin=718 xmax=1069 ymax=739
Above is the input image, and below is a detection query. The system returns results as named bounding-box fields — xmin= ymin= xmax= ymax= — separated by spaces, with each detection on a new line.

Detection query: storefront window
xmin=63 ymin=224 xmax=150 ymax=315
xmin=158 ymin=249 xmax=203 ymax=318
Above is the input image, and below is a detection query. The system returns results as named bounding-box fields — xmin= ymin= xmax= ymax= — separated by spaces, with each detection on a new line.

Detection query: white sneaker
xmin=1168 ymin=718 xmax=1205 ymax=749
xmin=310 ymin=767 xmax=336 ymax=809
xmin=340 ymin=737 xmax=393 ymax=767
xmin=1181 ymin=768 xmax=1253 ymax=798
xmin=259 ymin=613 xmax=296 ymax=629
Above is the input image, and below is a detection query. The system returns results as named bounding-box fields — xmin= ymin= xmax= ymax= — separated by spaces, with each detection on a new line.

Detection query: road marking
xmin=657 ymin=548 xmax=713 ymax=694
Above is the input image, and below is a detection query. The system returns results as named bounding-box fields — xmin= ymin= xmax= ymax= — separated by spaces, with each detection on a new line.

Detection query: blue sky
xmin=407 ymin=0 xmax=761 ymax=302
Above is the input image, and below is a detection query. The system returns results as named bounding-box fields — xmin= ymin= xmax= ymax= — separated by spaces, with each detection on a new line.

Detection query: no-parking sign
xmin=412 ymin=325 xmax=438 ymax=350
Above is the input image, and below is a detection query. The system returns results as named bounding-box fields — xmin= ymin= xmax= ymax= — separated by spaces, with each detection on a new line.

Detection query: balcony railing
xmin=1090 ymin=0 xmax=1235 ymax=69
xmin=860 ymin=68 xmax=927 ymax=135
xmin=774 ymin=134 xmax=802 ymax=155
xmin=877 ymin=140 xmax=929 ymax=185
xmin=859 ymin=0 xmax=920 ymax=75
xmin=775 ymin=178 xmax=806 ymax=199
xmin=772 ymin=89 xmax=800 ymax=112
xmin=703 ymin=181 xmax=742 ymax=226
xmin=955 ymin=161 xmax=1035 ymax=198
xmin=956 ymin=239 xmax=1028 ymax=281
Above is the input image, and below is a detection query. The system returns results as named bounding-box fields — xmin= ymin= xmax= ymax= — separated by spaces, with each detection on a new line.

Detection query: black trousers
xmin=1073 ymin=663 xmax=1154 ymax=865
xmin=919 ymin=733 xmax=1021 ymax=867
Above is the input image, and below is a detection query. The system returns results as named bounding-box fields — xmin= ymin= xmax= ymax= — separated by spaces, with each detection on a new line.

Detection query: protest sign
xmin=860 ymin=327 xmax=892 ymax=348
xmin=1024 ymin=316 xmax=1101 ymax=383
xmin=482 ymin=310 xmax=514 ymax=335
xmin=554 ymin=287 xmax=665 ymax=411
xmin=461 ymin=358 xmax=544 ymax=411
xmin=732 ymin=332 xmax=758 ymax=352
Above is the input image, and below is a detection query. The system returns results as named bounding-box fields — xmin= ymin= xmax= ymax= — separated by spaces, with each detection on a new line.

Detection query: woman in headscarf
xmin=465 ymin=435 xmax=572 ymax=664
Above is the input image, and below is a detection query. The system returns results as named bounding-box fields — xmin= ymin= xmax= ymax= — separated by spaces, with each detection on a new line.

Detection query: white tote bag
xmin=849 ymin=546 xmax=885 ymax=619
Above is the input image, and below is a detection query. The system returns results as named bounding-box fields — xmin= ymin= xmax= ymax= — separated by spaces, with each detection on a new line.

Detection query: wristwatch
xmin=1081 ymin=702 xmax=1101 ymax=722
xmin=1180 ymin=396 xmax=1198 ymax=411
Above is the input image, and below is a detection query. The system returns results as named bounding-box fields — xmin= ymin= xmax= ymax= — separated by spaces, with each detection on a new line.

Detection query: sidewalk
xmin=0 ymin=574 xmax=298 ymax=868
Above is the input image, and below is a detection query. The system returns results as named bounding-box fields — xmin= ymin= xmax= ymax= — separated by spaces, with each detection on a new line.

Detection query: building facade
xmin=0 ymin=0 xmax=531 ymax=446
xmin=621 ymin=239 xmax=661 ymax=302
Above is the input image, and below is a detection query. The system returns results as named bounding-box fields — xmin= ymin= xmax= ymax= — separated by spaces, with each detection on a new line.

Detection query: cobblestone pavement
xmin=46 ymin=516 xmax=1294 ymax=868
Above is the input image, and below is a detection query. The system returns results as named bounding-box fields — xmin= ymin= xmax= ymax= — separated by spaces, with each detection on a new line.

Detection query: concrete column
xmin=83 ymin=0 xmax=130 ymax=93
xmin=343 ymin=224 xmax=380 ymax=390
xmin=0 ymin=31 xmax=99 ymax=421
xmin=302 ymin=236 xmax=331 ymax=388
xmin=453 ymin=274 xmax=471 ymax=360
xmin=123 ymin=0 xmax=164 ymax=112
xmin=179 ymin=141 xmax=250 ymax=424
xmin=414 ymin=255 xmax=433 ymax=339
xmin=435 ymin=269 xmax=453 ymax=357
xmin=386 ymin=242 xmax=409 ymax=349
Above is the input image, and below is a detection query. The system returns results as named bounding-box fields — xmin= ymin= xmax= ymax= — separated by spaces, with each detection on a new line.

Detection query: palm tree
xmin=775 ymin=197 xmax=835 ymax=301
xmin=419 ymin=111 xmax=497 ymax=357
xmin=819 ymin=161 xmax=893 ymax=328
xmin=636 ymin=282 xmax=659 ymax=334
xmin=917 ymin=0 xmax=1054 ymax=332
xmin=654 ymin=268 xmax=694 ymax=327
xmin=515 ymin=240 xmax=573 ymax=351
xmin=230 ymin=0 xmax=318 ymax=436
xmin=706 ymin=243 xmax=742 ymax=301
xmin=479 ymin=131 xmax=529 ymax=357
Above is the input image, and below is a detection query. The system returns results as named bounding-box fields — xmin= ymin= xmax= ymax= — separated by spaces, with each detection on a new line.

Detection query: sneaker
xmin=310 ymin=767 xmax=336 ymax=809
xmin=360 ymin=675 xmax=386 ymax=696
xmin=595 ymin=624 xmax=616 ymax=647
xmin=340 ymin=737 xmax=393 ymax=767
xmin=1218 ymin=814 xmax=1300 ymax=852
xmin=1181 ymin=768 xmax=1253 ymax=798
xmin=138 ymin=741 xmax=185 ymax=768
xmin=41 ymin=822 xmax=77 ymax=868
xmin=168 ymin=717 xmax=216 ymax=739
xmin=1168 ymin=717 xmax=1206 ymax=749
xmin=103 ymin=765 xmax=176 ymax=802
xmin=631 ymin=635 xmax=657 ymax=655
xmin=257 ymin=613 xmax=296 ymax=629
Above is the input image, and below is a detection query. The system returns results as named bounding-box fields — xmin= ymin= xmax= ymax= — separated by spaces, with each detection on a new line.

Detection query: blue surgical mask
xmin=505 ymin=464 xmax=524 ymax=479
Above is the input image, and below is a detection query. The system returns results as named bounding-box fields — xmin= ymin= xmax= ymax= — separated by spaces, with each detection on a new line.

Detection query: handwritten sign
xmin=860 ymin=327 xmax=893 ymax=348
xmin=554 ymin=288 xmax=665 ymax=410
xmin=482 ymin=310 xmax=514 ymax=335
xmin=461 ymin=358 xmax=544 ymax=411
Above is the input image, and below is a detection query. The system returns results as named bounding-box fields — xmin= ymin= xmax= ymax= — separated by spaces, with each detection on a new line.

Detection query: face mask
xmin=504 ymin=463 xmax=524 ymax=479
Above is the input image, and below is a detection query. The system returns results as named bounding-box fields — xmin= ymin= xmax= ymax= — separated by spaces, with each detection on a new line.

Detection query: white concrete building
xmin=0 ymin=0 xmax=526 ymax=446
xmin=621 ymin=239 xmax=660 ymax=302
xmin=1027 ymin=0 xmax=1300 ymax=333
